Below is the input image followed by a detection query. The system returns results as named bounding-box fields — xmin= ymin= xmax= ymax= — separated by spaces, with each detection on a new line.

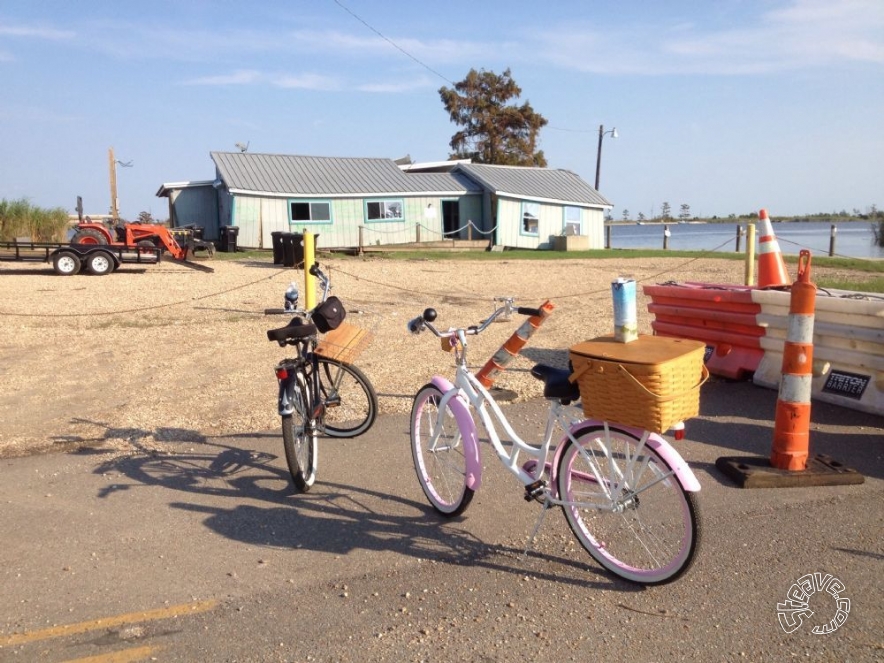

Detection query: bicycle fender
xmin=278 ymin=379 xmax=295 ymax=416
xmin=552 ymin=421 xmax=701 ymax=493
xmin=431 ymin=376 xmax=482 ymax=491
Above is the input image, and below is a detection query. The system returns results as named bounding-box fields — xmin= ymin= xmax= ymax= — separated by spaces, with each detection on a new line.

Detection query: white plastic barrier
xmin=752 ymin=288 xmax=884 ymax=416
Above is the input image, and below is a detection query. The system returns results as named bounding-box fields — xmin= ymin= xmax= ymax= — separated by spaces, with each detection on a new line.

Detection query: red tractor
xmin=71 ymin=221 xmax=215 ymax=261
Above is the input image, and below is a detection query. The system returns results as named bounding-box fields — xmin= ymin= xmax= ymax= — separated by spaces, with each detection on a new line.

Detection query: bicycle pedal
xmin=524 ymin=480 xmax=547 ymax=502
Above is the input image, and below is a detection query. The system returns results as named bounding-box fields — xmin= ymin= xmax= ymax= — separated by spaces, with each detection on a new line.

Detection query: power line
xmin=332 ymin=0 xmax=454 ymax=85
xmin=331 ymin=0 xmax=596 ymax=134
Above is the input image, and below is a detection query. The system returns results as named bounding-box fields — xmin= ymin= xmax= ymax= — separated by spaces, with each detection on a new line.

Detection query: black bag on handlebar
xmin=313 ymin=296 xmax=346 ymax=333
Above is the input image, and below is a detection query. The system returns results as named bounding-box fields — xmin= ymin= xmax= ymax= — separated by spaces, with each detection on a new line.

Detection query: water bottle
xmin=611 ymin=277 xmax=638 ymax=343
xmin=284 ymin=282 xmax=299 ymax=311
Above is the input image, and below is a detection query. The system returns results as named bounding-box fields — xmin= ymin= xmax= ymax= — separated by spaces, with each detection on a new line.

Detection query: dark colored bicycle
xmin=266 ymin=263 xmax=377 ymax=491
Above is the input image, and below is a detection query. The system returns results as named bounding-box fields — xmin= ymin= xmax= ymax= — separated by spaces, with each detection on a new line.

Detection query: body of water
xmin=607 ymin=221 xmax=884 ymax=260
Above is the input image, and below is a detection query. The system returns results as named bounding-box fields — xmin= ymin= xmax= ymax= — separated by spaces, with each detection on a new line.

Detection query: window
xmin=522 ymin=201 xmax=540 ymax=235
xmin=564 ymin=206 xmax=582 ymax=235
xmin=366 ymin=199 xmax=404 ymax=222
xmin=289 ymin=200 xmax=332 ymax=224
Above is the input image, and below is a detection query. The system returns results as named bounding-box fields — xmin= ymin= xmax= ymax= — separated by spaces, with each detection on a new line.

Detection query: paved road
xmin=1 ymin=380 xmax=882 ymax=662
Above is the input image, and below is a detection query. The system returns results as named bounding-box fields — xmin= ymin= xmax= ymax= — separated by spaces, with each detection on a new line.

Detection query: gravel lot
xmin=0 ymin=251 xmax=863 ymax=457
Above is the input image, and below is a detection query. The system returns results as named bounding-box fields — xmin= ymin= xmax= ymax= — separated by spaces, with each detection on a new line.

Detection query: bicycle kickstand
xmin=522 ymin=496 xmax=553 ymax=560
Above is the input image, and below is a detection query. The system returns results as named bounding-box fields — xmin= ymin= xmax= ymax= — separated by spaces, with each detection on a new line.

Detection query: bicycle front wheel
xmin=282 ymin=372 xmax=318 ymax=492
xmin=315 ymin=357 xmax=378 ymax=438
xmin=556 ymin=424 xmax=700 ymax=585
xmin=410 ymin=384 xmax=474 ymax=516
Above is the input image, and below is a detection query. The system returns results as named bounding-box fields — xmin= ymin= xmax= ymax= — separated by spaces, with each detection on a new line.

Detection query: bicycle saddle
xmin=530 ymin=364 xmax=581 ymax=403
xmin=267 ymin=316 xmax=317 ymax=343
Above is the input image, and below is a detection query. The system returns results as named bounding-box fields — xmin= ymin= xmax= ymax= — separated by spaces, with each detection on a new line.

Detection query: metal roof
xmin=454 ymin=163 xmax=612 ymax=208
xmin=206 ymin=153 xmax=609 ymax=206
xmin=155 ymin=180 xmax=215 ymax=197
xmin=210 ymin=152 xmax=481 ymax=198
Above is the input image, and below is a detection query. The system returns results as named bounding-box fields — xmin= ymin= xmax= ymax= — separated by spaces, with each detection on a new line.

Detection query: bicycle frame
xmin=426 ymin=335 xmax=700 ymax=504
xmin=411 ymin=304 xmax=702 ymax=584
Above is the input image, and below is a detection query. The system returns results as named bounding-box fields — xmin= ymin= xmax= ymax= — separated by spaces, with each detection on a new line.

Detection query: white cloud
xmin=183 ymin=70 xmax=263 ymax=86
xmin=0 ymin=24 xmax=74 ymax=40
xmin=182 ymin=69 xmax=343 ymax=91
xmin=533 ymin=0 xmax=884 ymax=75
xmin=271 ymin=73 xmax=341 ymax=90
xmin=358 ymin=76 xmax=435 ymax=93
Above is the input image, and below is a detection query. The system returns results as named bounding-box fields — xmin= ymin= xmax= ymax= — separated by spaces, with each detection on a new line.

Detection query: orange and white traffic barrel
xmin=757 ymin=208 xmax=791 ymax=288
xmin=770 ymin=250 xmax=816 ymax=471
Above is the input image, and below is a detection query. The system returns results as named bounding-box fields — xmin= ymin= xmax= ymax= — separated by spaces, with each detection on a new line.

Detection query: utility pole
xmin=594 ymin=125 xmax=618 ymax=191
xmin=108 ymin=147 xmax=119 ymax=221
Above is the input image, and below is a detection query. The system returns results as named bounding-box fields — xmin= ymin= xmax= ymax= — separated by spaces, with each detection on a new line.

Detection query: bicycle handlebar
xmin=407 ymin=302 xmax=541 ymax=338
xmin=265 ymin=262 xmax=333 ymax=344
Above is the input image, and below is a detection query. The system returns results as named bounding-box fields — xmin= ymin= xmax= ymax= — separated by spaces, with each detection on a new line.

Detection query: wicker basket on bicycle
xmin=311 ymin=296 xmax=374 ymax=365
xmin=568 ymin=335 xmax=708 ymax=433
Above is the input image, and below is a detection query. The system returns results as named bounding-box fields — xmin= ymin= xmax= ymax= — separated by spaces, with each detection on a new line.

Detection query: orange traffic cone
xmin=770 ymin=251 xmax=815 ymax=471
xmin=757 ymin=208 xmax=791 ymax=287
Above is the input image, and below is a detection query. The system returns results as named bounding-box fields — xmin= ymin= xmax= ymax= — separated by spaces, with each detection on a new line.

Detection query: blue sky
xmin=1 ymin=0 xmax=882 ymax=221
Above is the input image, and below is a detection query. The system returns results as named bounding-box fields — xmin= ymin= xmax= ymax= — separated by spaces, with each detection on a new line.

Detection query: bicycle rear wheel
xmin=410 ymin=384 xmax=474 ymax=516
xmin=556 ymin=424 xmax=700 ymax=585
xmin=282 ymin=372 xmax=318 ymax=492
xmin=315 ymin=357 xmax=378 ymax=438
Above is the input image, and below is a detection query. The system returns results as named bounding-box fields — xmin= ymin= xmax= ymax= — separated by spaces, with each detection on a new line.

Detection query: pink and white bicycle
xmin=407 ymin=301 xmax=701 ymax=585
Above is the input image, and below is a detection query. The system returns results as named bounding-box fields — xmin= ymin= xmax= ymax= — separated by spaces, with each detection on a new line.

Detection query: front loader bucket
xmin=188 ymin=238 xmax=216 ymax=258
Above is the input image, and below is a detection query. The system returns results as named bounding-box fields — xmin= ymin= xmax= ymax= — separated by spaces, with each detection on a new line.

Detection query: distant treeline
xmin=708 ymin=209 xmax=883 ymax=224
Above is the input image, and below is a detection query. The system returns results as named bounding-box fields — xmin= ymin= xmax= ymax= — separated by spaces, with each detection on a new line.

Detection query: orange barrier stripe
xmin=772 ymin=401 xmax=812 ymax=470
xmin=781 ymin=342 xmax=814 ymax=375
xmin=789 ymin=287 xmax=817 ymax=315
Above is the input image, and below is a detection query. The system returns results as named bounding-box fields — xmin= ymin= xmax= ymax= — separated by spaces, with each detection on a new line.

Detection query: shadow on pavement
xmin=91 ymin=438 xmax=643 ymax=594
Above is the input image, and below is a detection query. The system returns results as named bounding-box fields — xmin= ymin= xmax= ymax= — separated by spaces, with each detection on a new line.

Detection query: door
xmin=442 ymin=200 xmax=460 ymax=238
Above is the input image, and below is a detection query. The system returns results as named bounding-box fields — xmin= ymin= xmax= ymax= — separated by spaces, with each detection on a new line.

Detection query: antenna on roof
xmin=235 ymin=141 xmax=250 ymax=153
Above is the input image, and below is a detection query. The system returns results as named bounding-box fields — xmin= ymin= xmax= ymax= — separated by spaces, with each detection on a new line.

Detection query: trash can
xmin=280 ymin=232 xmax=295 ymax=267
xmin=292 ymin=233 xmax=305 ymax=267
xmin=271 ymin=231 xmax=285 ymax=265
xmin=219 ymin=225 xmax=239 ymax=253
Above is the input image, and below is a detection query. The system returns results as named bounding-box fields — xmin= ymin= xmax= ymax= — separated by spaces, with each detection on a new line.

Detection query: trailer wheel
xmin=86 ymin=252 xmax=115 ymax=275
xmin=71 ymin=229 xmax=109 ymax=245
xmin=52 ymin=251 xmax=82 ymax=276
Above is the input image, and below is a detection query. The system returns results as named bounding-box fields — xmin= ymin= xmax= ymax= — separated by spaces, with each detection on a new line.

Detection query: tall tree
xmin=660 ymin=202 xmax=671 ymax=220
xmin=439 ymin=68 xmax=548 ymax=166
xmin=679 ymin=203 xmax=691 ymax=222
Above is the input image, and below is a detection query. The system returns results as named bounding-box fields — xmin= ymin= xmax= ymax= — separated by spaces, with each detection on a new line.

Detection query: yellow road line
xmin=0 ymin=599 xmax=217 ymax=647
xmin=61 ymin=645 xmax=158 ymax=663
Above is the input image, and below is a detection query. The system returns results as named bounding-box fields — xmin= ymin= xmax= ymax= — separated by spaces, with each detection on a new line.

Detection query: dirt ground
xmin=0 ymin=252 xmax=866 ymax=458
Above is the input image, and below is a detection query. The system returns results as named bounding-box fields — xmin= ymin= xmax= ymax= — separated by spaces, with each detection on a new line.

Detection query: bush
xmin=0 ymin=198 xmax=69 ymax=242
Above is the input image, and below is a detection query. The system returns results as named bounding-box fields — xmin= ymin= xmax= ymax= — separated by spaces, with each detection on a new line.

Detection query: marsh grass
xmin=0 ymin=198 xmax=69 ymax=242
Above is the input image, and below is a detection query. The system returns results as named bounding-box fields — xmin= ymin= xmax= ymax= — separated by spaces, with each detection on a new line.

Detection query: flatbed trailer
xmin=0 ymin=240 xmax=162 ymax=275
